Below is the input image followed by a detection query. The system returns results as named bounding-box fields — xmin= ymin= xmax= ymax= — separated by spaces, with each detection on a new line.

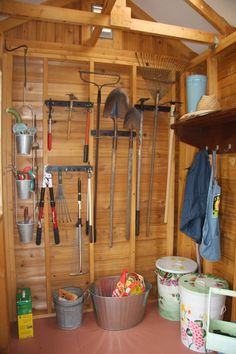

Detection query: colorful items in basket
xmin=112 ymin=269 xmax=146 ymax=297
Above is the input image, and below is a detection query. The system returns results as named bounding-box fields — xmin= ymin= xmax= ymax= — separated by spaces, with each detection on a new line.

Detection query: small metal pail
xmin=16 ymin=134 xmax=33 ymax=155
xmin=16 ymin=180 xmax=31 ymax=200
xmin=17 ymin=222 xmax=35 ymax=244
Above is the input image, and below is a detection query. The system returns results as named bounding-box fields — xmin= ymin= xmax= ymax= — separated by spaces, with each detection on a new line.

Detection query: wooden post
xmin=2 ymin=53 xmax=17 ymax=321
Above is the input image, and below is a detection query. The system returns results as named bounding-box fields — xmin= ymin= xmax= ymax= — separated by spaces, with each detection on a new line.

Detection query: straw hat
xmin=180 ymin=95 xmax=221 ymax=120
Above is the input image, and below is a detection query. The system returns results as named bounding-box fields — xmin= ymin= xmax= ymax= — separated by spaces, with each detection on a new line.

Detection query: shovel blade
xmin=103 ymin=87 xmax=129 ymax=119
xmin=124 ymin=107 xmax=141 ymax=130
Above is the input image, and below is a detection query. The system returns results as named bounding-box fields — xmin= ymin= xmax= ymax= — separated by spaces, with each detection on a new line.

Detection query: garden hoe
xmin=103 ymin=87 xmax=129 ymax=247
xmin=124 ymin=107 xmax=141 ymax=240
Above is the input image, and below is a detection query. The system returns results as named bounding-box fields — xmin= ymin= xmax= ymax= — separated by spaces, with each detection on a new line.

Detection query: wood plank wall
xmin=2 ymin=7 xmax=195 ymax=318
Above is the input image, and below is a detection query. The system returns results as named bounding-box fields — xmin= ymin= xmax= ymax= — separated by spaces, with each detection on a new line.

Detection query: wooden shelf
xmin=171 ymin=107 xmax=236 ymax=153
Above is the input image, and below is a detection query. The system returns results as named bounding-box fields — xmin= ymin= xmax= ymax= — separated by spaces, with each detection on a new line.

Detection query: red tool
xmin=36 ymin=168 xmax=60 ymax=245
xmin=83 ymin=109 xmax=91 ymax=163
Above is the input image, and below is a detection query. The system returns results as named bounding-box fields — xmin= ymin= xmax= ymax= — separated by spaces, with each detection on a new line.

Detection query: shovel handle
xmin=136 ymin=210 xmax=140 ymax=236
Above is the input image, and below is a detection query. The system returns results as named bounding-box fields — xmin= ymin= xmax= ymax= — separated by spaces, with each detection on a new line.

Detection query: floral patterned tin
xmin=155 ymin=256 xmax=197 ymax=321
xmin=179 ymin=273 xmax=229 ymax=353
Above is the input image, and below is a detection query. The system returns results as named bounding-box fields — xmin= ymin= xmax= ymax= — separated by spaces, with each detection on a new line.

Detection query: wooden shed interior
xmin=1 ymin=0 xmax=236 ymax=352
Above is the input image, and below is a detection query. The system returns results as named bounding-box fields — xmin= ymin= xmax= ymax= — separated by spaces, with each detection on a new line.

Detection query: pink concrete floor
xmin=9 ymin=303 xmax=211 ymax=354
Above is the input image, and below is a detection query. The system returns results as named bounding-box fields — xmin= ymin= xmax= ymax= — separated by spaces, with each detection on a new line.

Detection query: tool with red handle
xmin=36 ymin=168 xmax=60 ymax=245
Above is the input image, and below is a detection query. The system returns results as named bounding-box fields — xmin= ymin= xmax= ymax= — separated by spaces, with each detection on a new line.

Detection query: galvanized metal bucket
xmin=16 ymin=180 xmax=31 ymax=200
xmin=17 ymin=221 xmax=35 ymax=244
xmin=16 ymin=134 xmax=34 ymax=155
xmin=89 ymin=276 xmax=152 ymax=331
xmin=53 ymin=287 xmax=84 ymax=330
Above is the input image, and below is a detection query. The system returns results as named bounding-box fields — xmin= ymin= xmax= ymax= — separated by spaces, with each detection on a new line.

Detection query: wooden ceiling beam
xmin=0 ymin=0 xmax=73 ymax=33
xmin=185 ymin=0 xmax=235 ymax=35
xmin=88 ymin=0 xmax=117 ymax=47
xmin=187 ymin=30 xmax=236 ymax=69
xmin=0 ymin=0 xmax=218 ymax=44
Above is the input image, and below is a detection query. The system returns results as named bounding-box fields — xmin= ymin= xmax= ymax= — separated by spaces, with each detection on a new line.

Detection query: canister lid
xmin=155 ymin=256 xmax=197 ymax=274
xmin=179 ymin=273 xmax=229 ymax=294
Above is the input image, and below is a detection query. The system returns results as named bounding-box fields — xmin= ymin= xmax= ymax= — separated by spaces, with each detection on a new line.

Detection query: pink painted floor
xmin=10 ymin=303 xmax=210 ymax=354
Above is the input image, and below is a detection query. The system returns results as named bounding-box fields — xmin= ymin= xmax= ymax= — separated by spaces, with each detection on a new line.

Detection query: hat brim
xmin=179 ymin=109 xmax=220 ymax=121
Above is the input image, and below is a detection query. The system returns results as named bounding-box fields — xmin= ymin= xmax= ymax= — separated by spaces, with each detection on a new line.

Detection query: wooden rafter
xmin=0 ymin=0 xmax=73 ymax=33
xmin=88 ymin=0 xmax=117 ymax=46
xmin=185 ymin=0 xmax=235 ymax=35
xmin=187 ymin=30 xmax=236 ymax=69
xmin=0 ymin=0 xmax=218 ymax=44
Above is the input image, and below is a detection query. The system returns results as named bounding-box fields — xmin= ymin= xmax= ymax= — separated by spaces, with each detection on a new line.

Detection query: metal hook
xmin=224 ymin=143 xmax=232 ymax=153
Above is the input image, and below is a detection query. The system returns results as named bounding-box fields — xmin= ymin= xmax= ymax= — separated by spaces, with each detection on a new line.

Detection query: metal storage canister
xmin=53 ymin=287 xmax=84 ymax=330
xmin=155 ymin=256 xmax=197 ymax=321
xmin=179 ymin=273 xmax=229 ymax=353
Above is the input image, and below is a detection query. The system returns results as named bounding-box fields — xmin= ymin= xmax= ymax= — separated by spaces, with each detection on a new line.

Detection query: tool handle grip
xmin=135 ymin=210 xmax=140 ymax=236
xmin=86 ymin=220 xmax=89 ymax=235
xmin=48 ymin=132 xmax=52 ymax=151
xmin=83 ymin=144 xmax=89 ymax=163
xmin=93 ymin=228 xmax=96 ymax=243
xmin=36 ymin=227 xmax=42 ymax=245
xmin=89 ymin=225 xmax=93 ymax=243
xmin=53 ymin=227 xmax=60 ymax=244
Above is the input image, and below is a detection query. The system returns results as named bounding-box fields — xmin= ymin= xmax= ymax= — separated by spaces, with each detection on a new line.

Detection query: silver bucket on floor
xmin=53 ymin=287 xmax=84 ymax=330
xmin=89 ymin=276 xmax=152 ymax=331
xmin=16 ymin=134 xmax=34 ymax=155
xmin=16 ymin=180 xmax=31 ymax=200
xmin=17 ymin=221 xmax=35 ymax=244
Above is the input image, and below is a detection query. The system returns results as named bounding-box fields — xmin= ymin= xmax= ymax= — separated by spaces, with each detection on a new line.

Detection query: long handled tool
xmin=47 ymin=98 xmax=53 ymax=151
xmin=36 ymin=168 xmax=60 ymax=245
xmin=164 ymin=102 xmax=176 ymax=223
xmin=66 ymin=93 xmax=77 ymax=140
xmin=124 ymin=107 xmax=141 ymax=240
xmin=56 ymin=170 xmax=71 ymax=223
xmin=79 ymin=71 xmax=120 ymax=243
xmin=83 ymin=109 xmax=91 ymax=163
xmin=86 ymin=166 xmax=93 ymax=243
xmin=136 ymin=97 xmax=149 ymax=236
xmin=70 ymin=177 xmax=83 ymax=275
xmin=104 ymin=87 xmax=129 ymax=247
xmin=146 ymin=91 xmax=160 ymax=237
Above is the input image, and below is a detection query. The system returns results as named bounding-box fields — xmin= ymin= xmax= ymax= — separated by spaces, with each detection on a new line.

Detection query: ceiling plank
xmin=185 ymin=0 xmax=235 ymax=35
xmin=127 ymin=0 xmax=155 ymax=21
xmin=0 ymin=0 xmax=73 ymax=33
xmin=0 ymin=0 xmax=218 ymax=44
xmin=130 ymin=18 xmax=217 ymax=43
xmin=89 ymin=0 xmax=117 ymax=47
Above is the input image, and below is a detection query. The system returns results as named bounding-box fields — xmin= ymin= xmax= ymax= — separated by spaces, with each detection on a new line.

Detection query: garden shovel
xmin=103 ymin=87 xmax=129 ymax=247
xmin=124 ymin=107 xmax=141 ymax=240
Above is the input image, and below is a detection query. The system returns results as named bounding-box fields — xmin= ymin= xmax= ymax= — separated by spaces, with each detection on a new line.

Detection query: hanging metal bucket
xmin=16 ymin=180 xmax=31 ymax=200
xmin=16 ymin=134 xmax=34 ymax=155
xmin=17 ymin=222 xmax=35 ymax=244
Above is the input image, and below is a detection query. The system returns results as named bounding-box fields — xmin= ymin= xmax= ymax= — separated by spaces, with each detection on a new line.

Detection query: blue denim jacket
xmin=180 ymin=150 xmax=211 ymax=244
